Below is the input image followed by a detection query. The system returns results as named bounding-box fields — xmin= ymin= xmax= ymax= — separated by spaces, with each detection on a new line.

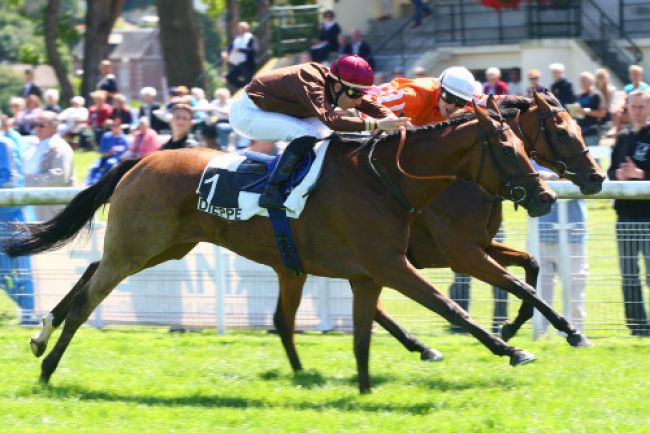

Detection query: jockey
xmin=229 ymin=55 xmax=412 ymax=209
xmin=369 ymin=66 xmax=485 ymax=127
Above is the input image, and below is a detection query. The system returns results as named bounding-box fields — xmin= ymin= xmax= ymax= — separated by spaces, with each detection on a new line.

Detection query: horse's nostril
xmin=589 ymin=173 xmax=605 ymax=183
xmin=539 ymin=192 xmax=556 ymax=204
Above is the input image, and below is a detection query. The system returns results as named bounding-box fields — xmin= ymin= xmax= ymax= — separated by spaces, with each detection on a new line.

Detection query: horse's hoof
xmin=509 ymin=349 xmax=537 ymax=367
xmin=420 ymin=348 xmax=444 ymax=362
xmin=500 ymin=323 xmax=517 ymax=342
xmin=30 ymin=338 xmax=47 ymax=358
xmin=567 ymin=332 xmax=591 ymax=347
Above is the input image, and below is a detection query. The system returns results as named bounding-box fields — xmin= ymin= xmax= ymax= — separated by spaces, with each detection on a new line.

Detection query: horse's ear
xmin=532 ymin=87 xmax=552 ymax=114
xmin=473 ymin=100 xmax=494 ymax=129
xmin=486 ymin=94 xmax=501 ymax=116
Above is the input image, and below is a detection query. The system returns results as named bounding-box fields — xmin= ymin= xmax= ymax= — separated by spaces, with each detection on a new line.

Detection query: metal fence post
xmin=215 ymin=246 xmax=226 ymax=335
xmin=527 ymin=215 xmax=543 ymax=338
xmin=316 ymin=277 xmax=332 ymax=331
xmin=556 ymin=200 xmax=572 ymax=323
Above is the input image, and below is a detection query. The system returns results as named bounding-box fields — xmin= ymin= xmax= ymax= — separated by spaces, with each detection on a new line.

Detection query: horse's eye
xmin=502 ymin=146 xmax=515 ymax=158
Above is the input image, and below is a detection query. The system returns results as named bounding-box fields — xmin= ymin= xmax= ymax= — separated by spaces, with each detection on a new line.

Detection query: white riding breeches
xmin=229 ymin=92 xmax=332 ymax=142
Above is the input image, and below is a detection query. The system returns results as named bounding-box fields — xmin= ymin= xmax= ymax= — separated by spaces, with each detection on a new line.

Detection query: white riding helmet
xmin=439 ymin=66 xmax=476 ymax=101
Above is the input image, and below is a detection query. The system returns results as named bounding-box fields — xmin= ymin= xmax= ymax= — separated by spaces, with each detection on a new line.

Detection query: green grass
xmin=0 ymin=327 xmax=649 ymax=432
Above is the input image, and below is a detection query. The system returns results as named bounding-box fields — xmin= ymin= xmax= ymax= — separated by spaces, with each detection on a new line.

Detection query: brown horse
xmin=270 ymin=91 xmax=603 ymax=372
xmin=8 ymin=102 xmax=553 ymax=393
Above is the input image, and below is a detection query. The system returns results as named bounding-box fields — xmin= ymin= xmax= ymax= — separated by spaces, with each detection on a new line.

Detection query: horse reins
xmin=394 ymin=127 xmax=457 ymax=181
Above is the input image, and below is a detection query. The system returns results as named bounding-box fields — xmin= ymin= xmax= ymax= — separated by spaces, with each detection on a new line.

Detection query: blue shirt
xmin=623 ymin=82 xmax=650 ymax=93
xmin=99 ymin=131 xmax=128 ymax=156
xmin=533 ymin=162 xmax=587 ymax=244
xmin=0 ymin=136 xmax=24 ymax=221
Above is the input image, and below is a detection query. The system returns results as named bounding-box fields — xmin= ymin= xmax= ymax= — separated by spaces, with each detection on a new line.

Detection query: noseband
xmin=516 ymin=107 xmax=589 ymax=177
xmin=476 ymin=116 xmax=539 ymax=205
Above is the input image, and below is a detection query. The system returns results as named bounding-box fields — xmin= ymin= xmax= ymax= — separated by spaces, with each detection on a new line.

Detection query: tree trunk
xmin=255 ymin=0 xmax=271 ymax=66
xmin=81 ymin=0 xmax=124 ymax=102
xmin=226 ymin=0 xmax=239 ymax=45
xmin=156 ymin=0 xmax=206 ymax=89
xmin=44 ymin=0 xmax=74 ymax=106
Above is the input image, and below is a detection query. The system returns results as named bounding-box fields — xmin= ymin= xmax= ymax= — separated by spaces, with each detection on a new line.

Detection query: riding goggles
xmin=441 ymin=89 xmax=469 ymax=108
xmin=344 ymin=87 xmax=365 ymax=99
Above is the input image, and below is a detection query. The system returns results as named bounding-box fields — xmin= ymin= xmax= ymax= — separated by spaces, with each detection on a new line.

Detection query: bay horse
xmin=8 ymin=102 xmax=554 ymax=393
xmin=271 ymin=91 xmax=603 ymax=373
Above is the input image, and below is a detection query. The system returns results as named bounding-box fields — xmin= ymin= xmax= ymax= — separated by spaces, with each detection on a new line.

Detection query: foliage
xmin=123 ymin=0 xmax=156 ymax=11
xmin=0 ymin=327 xmax=648 ymax=432
xmin=0 ymin=67 xmax=25 ymax=114
xmin=0 ymin=12 xmax=46 ymax=64
xmin=196 ymin=10 xmax=223 ymax=64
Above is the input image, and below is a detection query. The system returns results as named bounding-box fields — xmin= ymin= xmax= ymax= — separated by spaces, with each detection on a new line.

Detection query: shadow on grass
xmin=259 ymin=368 xmax=392 ymax=389
xmin=34 ymin=381 xmax=438 ymax=414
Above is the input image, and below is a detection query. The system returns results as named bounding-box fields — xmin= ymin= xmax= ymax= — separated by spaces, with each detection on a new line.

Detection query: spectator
xmin=573 ymin=71 xmax=606 ymax=148
xmin=549 ymin=63 xmax=575 ymax=107
xmin=413 ymin=66 xmax=427 ymax=78
xmin=160 ymin=104 xmax=199 ymax=150
xmin=8 ymin=97 xmax=25 ymax=124
xmin=43 ymin=89 xmax=61 ymax=113
xmin=22 ymin=111 xmax=74 ymax=221
xmin=336 ymin=33 xmax=352 ymax=56
xmin=58 ymin=96 xmax=89 ymax=143
xmin=88 ymin=90 xmax=113 ymax=149
xmin=526 ymin=69 xmax=546 ymax=97
xmin=309 ymin=10 xmax=341 ymax=63
xmin=15 ymin=94 xmax=43 ymax=136
xmin=110 ymin=93 xmax=134 ymax=132
xmin=346 ymin=28 xmax=375 ymax=69
xmin=122 ymin=117 xmax=160 ymax=159
xmin=211 ymin=88 xmax=233 ymax=151
xmin=21 ymin=68 xmax=42 ymax=99
xmin=0 ymin=114 xmax=24 ymax=153
xmin=535 ymin=163 xmax=588 ymax=334
xmin=86 ymin=119 xmax=128 ymax=185
xmin=96 ymin=59 xmax=118 ymax=103
xmin=0 ymin=127 xmax=36 ymax=325
xmin=448 ymin=226 xmax=508 ymax=334
xmin=411 ymin=0 xmax=433 ymax=28
xmin=623 ymin=65 xmax=650 ymax=94
xmin=595 ymin=68 xmax=616 ymax=123
xmin=507 ymin=68 xmax=523 ymax=96
xmin=607 ymin=90 xmax=650 ymax=336
xmin=483 ymin=67 xmax=509 ymax=95
xmin=138 ymin=87 xmax=167 ymax=133
xmin=222 ymin=21 xmax=258 ymax=91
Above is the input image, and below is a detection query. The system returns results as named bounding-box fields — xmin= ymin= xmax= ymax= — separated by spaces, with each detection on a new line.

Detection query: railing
xmin=267 ymin=5 xmax=320 ymax=57
xmin=580 ymin=0 xmax=643 ymax=83
xmin=619 ymin=0 xmax=650 ymax=37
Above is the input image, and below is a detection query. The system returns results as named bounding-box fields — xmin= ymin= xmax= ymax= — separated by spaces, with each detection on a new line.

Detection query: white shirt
xmin=23 ymin=137 xmax=51 ymax=175
xmin=229 ymin=32 xmax=253 ymax=66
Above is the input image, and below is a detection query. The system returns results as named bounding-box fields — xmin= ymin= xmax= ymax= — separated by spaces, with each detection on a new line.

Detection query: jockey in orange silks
xmin=367 ymin=66 xmax=499 ymax=127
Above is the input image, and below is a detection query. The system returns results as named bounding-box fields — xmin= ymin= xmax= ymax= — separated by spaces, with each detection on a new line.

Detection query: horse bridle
xmin=515 ymin=107 xmax=590 ymax=178
xmin=475 ymin=115 xmax=540 ymax=205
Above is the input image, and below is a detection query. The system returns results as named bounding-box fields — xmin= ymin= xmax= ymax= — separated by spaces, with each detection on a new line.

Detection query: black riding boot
xmin=259 ymin=136 xmax=318 ymax=209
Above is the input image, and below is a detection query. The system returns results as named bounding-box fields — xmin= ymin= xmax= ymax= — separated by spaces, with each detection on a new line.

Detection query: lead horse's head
xmin=472 ymin=96 xmax=556 ymax=217
xmin=506 ymin=89 xmax=605 ymax=195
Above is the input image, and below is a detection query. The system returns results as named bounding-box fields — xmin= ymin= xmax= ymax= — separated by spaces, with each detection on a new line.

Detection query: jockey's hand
xmin=377 ymin=117 xmax=412 ymax=131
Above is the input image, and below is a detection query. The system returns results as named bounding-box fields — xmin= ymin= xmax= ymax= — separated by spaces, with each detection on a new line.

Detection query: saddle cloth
xmin=195 ymin=139 xmax=331 ymax=221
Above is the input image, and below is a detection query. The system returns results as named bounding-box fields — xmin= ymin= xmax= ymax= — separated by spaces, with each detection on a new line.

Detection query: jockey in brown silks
xmin=229 ymin=55 xmax=412 ymax=209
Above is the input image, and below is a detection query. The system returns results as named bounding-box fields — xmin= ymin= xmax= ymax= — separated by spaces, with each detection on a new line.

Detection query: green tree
xmin=0 ymin=67 xmax=25 ymax=114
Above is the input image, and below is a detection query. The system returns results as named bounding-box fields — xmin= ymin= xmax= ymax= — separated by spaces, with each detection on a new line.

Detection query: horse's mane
xmin=498 ymin=91 xmax=562 ymax=118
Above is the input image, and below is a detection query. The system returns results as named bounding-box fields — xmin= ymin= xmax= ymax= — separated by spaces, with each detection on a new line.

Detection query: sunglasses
xmin=441 ymin=90 xmax=467 ymax=108
xmin=344 ymin=87 xmax=365 ymax=99
xmin=33 ymin=122 xmax=52 ymax=128
xmin=528 ymin=77 xmax=540 ymax=81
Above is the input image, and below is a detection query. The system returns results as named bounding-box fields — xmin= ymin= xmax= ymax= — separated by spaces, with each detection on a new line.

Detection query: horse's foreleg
xmin=350 ymin=279 xmax=382 ymax=394
xmin=30 ymin=261 xmax=100 ymax=358
xmin=455 ymin=247 xmax=589 ymax=347
xmin=273 ymin=271 xmax=307 ymax=372
xmin=486 ymin=242 xmax=539 ymax=341
xmin=374 ymin=300 xmax=444 ymax=362
xmin=370 ymin=258 xmax=535 ymax=366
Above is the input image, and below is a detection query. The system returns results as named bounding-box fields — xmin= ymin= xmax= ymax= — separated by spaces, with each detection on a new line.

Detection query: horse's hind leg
xmin=374 ymin=301 xmax=443 ymax=362
xmin=39 ymin=257 xmax=136 ymax=384
xmin=486 ymin=241 xmax=539 ymax=341
xmin=350 ymin=279 xmax=382 ymax=394
xmin=30 ymin=261 xmax=100 ymax=357
xmin=273 ymin=270 xmax=307 ymax=372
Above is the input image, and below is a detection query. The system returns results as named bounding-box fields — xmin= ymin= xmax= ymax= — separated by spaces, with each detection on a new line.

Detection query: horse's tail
xmin=4 ymin=158 xmax=142 ymax=257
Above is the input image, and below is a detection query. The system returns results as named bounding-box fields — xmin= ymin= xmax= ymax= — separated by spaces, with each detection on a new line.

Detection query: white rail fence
xmin=0 ymin=181 xmax=649 ymax=338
